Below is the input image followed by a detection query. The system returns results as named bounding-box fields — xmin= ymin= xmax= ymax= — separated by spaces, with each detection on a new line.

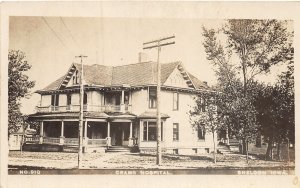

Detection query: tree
xmin=8 ymin=50 xmax=35 ymax=136
xmin=190 ymin=92 xmax=224 ymax=164
xmin=202 ymin=19 xmax=293 ymax=161
xmin=254 ymin=47 xmax=294 ymax=161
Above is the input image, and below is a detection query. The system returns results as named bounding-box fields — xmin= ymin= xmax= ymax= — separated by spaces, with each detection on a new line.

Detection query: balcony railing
xmin=36 ymin=104 xmax=132 ymax=113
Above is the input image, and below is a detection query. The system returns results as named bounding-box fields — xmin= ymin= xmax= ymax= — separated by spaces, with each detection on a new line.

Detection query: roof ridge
xmin=112 ymin=61 xmax=155 ymax=68
xmin=74 ymin=61 xmax=181 ymax=69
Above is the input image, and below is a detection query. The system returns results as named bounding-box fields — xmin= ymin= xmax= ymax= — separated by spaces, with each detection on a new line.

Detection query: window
xmin=73 ymin=70 xmax=79 ymax=85
xmin=198 ymin=125 xmax=205 ymax=140
xmin=143 ymin=121 xmax=163 ymax=141
xmin=173 ymin=123 xmax=179 ymax=141
xmin=173 ymin=149 xmax=178 ymax=155
xmin=67 ymin=94 xmax=72 ymax=105
xmin=149 ymin=87 xmax=157 ymax=108
xmin=173 ymin=92 xmax=179 ymax=110
xmin=83 ymin=92 xmax=87 ymax=105
xmin=200 ymin=97 xmax=206 ymax=112
xmin=51 ymin=94 xmax=59 ymax=106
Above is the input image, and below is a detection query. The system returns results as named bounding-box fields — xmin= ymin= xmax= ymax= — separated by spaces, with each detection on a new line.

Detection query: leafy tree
xmin=189 ymin=93 xmax=224 ymax=164
xmin=8 ymin=50 xmax=35 ymax=136
xmin=202 ymin=19 xmax=293 ymax=161
xmin=254 ymin=47 xmax=294 ymax=161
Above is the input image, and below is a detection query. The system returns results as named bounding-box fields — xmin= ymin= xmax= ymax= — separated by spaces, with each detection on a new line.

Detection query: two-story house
xmin=28 ymin=60 xmax=216 ymax=154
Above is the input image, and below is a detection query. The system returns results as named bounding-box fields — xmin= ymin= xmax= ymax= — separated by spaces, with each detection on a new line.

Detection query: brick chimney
xmin=138 ymin=52 xmax=148 ymax=63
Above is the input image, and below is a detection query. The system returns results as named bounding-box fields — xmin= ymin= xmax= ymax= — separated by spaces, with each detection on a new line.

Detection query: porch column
xmin=139 ymin=120 xmax=143 ymax=145
xmin=121 ymin=90 xmax=125 ymax=104
xmin=59 ymin=121 xmax=64 ymax=145
xmin=60 ymin=121 xmax=64 ymax=137
xmin=84 ymin=121 xmax=88 ymax=138
xmin=128 ymin=121 xmax=133 ymax=146
xmin=225 ymin=127 xmax=229 ymax=145
xmin=130 ymin=122 xmax=133 ymax=138
xmin=83 ymin=121 xmax=88 ymax=151
xmin=107 ymin=121 xmax=111 ymax=146
xmin=39 ymin=121 xmax=44 ymax=144
xmin=84 ymin=121 xmax=88 ymax=145
xmin=120 ymin=90 xmax=125 ymax=112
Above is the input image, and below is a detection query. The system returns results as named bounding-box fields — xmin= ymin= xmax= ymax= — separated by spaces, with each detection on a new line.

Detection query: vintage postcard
xmin=1 ymin=1 xmax=300 ymax=188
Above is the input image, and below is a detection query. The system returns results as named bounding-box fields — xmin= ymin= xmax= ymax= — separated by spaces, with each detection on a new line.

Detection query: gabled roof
xmin=38 ymin=61 xmax=208 ymax=92
xmin=74 ymin=63 xmax=113 ymax=86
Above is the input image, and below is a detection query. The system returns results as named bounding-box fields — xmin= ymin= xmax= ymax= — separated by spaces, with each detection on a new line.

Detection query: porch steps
xmin=217 ymin=145 xmax=236 ymax=155
xmin=63 ymin=146 xmax=79 ymax=153
xmin=106 ymin=146 xmax=131 ymax=153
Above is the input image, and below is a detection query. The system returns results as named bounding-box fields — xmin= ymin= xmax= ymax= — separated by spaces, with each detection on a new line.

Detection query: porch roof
xmin=138 ymin=111 xmax=170 ymax=119
xmin=28 ymin=111 xmax=138 ymax=121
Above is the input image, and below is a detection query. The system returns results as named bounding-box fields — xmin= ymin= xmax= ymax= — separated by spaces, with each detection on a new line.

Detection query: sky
xmin=9 ymin=17 xmax=289 ymax=114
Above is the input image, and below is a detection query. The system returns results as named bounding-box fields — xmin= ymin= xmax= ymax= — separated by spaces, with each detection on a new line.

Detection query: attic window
xmin=73 ymin=70 xmax=79 ymax=85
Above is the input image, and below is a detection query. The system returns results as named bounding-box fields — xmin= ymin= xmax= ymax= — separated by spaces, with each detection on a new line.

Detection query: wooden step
xmin=106 ymin=146 xmax=131 ymax=153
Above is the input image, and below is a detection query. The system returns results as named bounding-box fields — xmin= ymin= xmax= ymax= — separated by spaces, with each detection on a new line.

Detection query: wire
xmin=42 ymin=17 xmax=67 ymax=48
xmin=60 ymin=17 xmax=78 ymax=47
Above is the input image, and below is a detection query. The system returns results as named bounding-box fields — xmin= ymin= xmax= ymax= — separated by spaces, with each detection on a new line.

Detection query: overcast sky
xmin=9 ymin=17 xmax=288 ymax=114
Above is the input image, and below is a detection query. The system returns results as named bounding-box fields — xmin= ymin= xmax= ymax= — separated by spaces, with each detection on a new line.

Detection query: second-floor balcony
xmin=36 ymin=104 xmax=132 ymax=114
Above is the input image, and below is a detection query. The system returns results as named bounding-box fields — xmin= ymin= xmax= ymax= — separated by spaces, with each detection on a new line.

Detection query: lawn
xmin=8 ymin=151 xmax=295 ymax=170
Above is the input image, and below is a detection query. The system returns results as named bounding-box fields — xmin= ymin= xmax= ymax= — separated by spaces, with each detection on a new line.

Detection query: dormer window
xmin=73 ymin=70 xmax=79 ymax=85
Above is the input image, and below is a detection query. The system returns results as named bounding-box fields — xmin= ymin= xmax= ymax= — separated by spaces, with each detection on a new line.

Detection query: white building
xmin=28 ymin=60 xmax=216 ymax=154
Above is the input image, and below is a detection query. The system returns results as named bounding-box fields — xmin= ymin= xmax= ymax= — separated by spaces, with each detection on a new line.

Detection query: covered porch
xmin=29 ymin=118 xmax=136 ymax=150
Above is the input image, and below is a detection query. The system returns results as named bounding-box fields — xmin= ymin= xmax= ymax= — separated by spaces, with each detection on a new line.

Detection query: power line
xmin=42 ymin=17 xmax=67 ymax=48
xmin=60 ymin=17 xmax=78 ymax=47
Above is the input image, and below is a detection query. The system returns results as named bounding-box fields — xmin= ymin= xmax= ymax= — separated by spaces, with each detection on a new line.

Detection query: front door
xmin=115 ymin=127 xmax=122 ymax=146
xmin=111 ymin=125 xmax=123 ymax=146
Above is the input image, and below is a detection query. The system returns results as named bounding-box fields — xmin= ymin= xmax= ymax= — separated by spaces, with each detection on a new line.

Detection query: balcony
xmin=36 ymin=104 xmax=132 ymax=113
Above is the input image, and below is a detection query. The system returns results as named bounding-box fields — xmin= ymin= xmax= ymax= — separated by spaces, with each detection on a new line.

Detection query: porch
xmin=29 ymin=120 xmax=136 ymax=150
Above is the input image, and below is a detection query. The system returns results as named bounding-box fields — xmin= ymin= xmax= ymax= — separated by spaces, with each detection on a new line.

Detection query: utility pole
xmin=75 ymin=55 xmax=87 ymax=169
xmin=143 ymin=35 xmax=175 ymax=165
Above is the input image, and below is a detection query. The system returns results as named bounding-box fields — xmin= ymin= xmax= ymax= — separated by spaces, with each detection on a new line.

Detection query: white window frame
xmin=142 ymin=120 xmax=164 ymax=142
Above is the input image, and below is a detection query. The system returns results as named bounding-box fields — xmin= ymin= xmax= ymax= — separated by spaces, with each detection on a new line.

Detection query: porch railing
xmin=24 ymin=135 xmax=40 ymax=143
xmin=38 ymin=137 xmax=108 ymax=146
xmin=36 ymin=104 xmax=132 ymax=113
xmin=64 ymin=138 xmax=79 ymax=146
xmin=43 ymin=137 xmax=60 ymax=144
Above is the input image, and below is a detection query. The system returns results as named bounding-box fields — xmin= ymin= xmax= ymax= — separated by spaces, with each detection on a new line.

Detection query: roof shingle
xmin=40 ymin=61 xmax=207 ymax=91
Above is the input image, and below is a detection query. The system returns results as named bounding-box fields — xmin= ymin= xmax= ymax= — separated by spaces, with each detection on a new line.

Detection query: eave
xmin=36 ymin=83 xmax=216 ymax=95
